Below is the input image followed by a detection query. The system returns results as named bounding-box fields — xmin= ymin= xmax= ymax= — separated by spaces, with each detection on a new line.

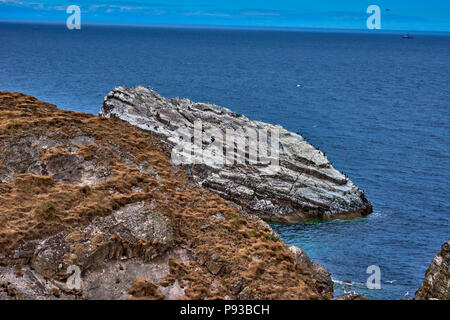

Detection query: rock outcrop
xmin=414 ymin=241 xmax=450 ymax=300
xmin=99 ymin=86 xmax=372 ymax=222
xmin=288 ymin=245 xmax=333 ymax=298
xmin=0 ymin=91 xmax=330 ymax=300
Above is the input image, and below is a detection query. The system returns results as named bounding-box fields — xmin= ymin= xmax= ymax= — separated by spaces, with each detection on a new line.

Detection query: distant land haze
xmin=0 ymin=0 xmax=450 ymax=32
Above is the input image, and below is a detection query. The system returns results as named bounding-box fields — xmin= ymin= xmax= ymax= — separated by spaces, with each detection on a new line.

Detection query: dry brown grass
xmin=128 ymin=278 xmax=164 ymax=300
xmin=0 ymin=91 xmax=322 ymax=299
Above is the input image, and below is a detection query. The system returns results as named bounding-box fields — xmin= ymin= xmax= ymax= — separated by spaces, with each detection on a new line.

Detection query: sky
xmin=0 ymin=0 xmax=449 ymax=31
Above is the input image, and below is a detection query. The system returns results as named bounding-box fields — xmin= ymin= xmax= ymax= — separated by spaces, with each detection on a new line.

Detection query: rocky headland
xmin=414 ymin=240 xmax=450 ymax=300
xmin=0 ymin=90 xmax=447 ymax=301
xmin=0 ymin=91 xmax=333 ymax=300
xmin=99 ymin=86 xmax=372 ymax=222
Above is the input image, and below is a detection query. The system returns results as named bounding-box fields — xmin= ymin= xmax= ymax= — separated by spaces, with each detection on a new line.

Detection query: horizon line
xmin=1 ymin=19 xmax=450 ymax=35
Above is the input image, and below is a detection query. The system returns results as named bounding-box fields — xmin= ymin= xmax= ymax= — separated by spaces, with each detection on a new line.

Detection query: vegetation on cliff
xmin=0 ymin=91 xmax=328 ymax=300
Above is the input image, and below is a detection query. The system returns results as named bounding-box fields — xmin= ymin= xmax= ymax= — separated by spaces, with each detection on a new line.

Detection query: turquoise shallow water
xmin=0 ymin=22 xmax=449 ymax=299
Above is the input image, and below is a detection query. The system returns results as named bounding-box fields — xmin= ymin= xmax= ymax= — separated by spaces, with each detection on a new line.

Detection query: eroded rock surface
xmin=414 ymin=241 xmax=450 ymax=300
xmin=100 ymin=86 xmax=372 ymax=222
xmin=335 ymin=292 xmax=369 ymax=300
xmin=288 ymin=245 xmax=333 ymax=298
xmin=0 ymin=133 xmax=111 ymax=185
xmin=0 ymin=91 xmax=330 ymax=300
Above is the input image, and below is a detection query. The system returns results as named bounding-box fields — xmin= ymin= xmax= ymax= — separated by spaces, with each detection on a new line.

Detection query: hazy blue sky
xmin=1 ymin=0 xmax=449 ymax=31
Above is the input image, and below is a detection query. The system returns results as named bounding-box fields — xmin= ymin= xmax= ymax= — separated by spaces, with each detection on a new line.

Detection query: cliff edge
xmin=0 ymin=91 xmax=331 ymax=300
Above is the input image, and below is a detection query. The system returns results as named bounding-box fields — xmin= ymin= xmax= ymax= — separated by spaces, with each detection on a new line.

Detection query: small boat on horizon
xmin=401 ymin=33 xmax=413 ymax=39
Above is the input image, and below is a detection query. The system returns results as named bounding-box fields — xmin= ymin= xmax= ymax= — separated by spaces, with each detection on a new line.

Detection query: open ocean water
xmin=0 ymin=22 xmax=449 ymax=299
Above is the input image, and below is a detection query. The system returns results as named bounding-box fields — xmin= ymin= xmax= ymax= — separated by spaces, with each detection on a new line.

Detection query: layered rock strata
xmin=100 ymin=86 xmax=372 ymax=222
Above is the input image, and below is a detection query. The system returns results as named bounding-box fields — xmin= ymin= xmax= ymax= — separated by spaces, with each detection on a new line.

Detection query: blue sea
xmin=0 ymin=22 xmax=449 ymax=299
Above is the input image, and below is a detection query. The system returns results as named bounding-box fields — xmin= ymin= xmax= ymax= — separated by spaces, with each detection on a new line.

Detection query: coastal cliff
xmin=100 ymin=86 xmax=372 ymax=222
xmin=0 ymin=91 xmax=332 ymax=300
xmin=414 ymin=241 xmax=450 ymax=300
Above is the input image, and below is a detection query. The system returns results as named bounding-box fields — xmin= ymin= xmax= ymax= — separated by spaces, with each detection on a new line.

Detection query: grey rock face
xmin=100 ymin=86 xmax=372 ymax=222
xmin=0 ymin=265 xmax=73 ymax=300
xmin=0 ymin=134 xmax=110 ymax=185
xmin=0 ymin=248 xmax=190 ymax=300
xmin=1 ymin=202 xmax=181 ymax=300
xmin=0 ymin=91 xmax=333 ymax=300
xmin=81 ymin=247 xmax=190 ymax=300
xmin=288 ymin=245 xmax=333 ymax=298
xmin=31 ymin=202 xmax=174 ymax=280
xmin=414 ymin=240 xmax=450 ymax=300
xmin=335 ymin=292 xmax=369 ymax=300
